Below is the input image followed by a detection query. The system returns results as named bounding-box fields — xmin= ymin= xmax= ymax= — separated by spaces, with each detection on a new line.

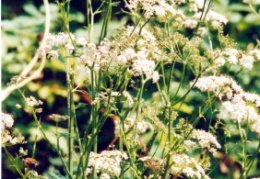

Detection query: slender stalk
xmin=172 ymin=64 xmax=202 ymax=106
xmin=3 ymin=147 xmax=25 ymax=179
xmin=19 ymin=91 xmax=72 ymax=178
xmin=245 ymin=140 xmax=260 ymax=177
xmin=32 ymin=120 xmax=40 ymax=158
xmin=99 ymin=0 xmax=112 ymax=43
xmin=87 ymin=0 xmax=94 ymax=42
xmin=66 ymin=57 xmax=75 ymax=176
xmin=237 ymin=121 xmax=248 ymax=179
xmin=172 ymin=64 xmax=186 ymax=100
xmin=160 ymin=62 xmax=167 ymax=91
xmin=136 ymin=76 xmax=145 ymax=123
xmin=249 ymin=3 xmax=260 ymax=18
xmin=167 ymin=61 xmax=176 ymax=94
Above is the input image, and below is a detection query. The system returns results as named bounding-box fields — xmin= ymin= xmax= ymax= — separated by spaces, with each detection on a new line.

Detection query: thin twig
xmin=0 ymin=0 xmax=50 ymax=102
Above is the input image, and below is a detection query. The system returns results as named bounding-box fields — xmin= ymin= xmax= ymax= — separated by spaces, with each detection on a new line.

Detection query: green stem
xmin=19 ymin=91 xmax=72 ymax=178
xmin=32 ymin=110 xmax=72 ymax=178
xmin=249 ymin=3 xmax=260 ymax=19
xmin=66 ymin=58 xmax=75 ymax=176
xmin=245 ymin=140 xmax=260 ymax=177
xmin=99 ymin=0 xmax=112 ymax=43
xmin=172 ymin=65 xmax=202 ymax=106
xmin=160 ymin=62 xmax=167 ymax=91
xmin=3 ymin=147 xmax=25 ymax=179
xmin=173 ymin=64 xmax=186 ymax=100
xmin=167 ymin=61 xmax=176 ymax=94
xmin=136 ymin=76 xmax=145 ymax=123
xmin=237 ymin=121 xmax=248 ymax=179
xmin=86 ymin=0 xmax=94 ymax=42
xmin=32 ymin=120 xmax=40 ymax=158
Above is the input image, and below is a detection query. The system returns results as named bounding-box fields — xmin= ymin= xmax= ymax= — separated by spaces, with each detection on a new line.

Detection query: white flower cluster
xmin=217 ymin=95 xmax=260 ymax=125
xmin=249 ymin=49 xmax=260 ymax=61
xmin=132 ymin=56 xmax=156 ymax=77
xmin=188 ymin=0 xmax=204 ymax=12
xmin=183 ymin=19 xmax=198 ymax=29
xmin=170 ymin=154 xmax=211 ymax=179
xmin=116 ymin=47 xmax=159 ymax=82
xmin=146 ymin=0 xmax=227 ymax=30
xmin=49 ymin=113 xmax=68 ymax=122
xmin=44 ymin=32 xmax=75 ymax=58
xmin=96 ymin=91 xmax=132 ymax=108
xmin=86 ymin=150 xmax=128 ymax=178
xmin=125 ymin=26 xmax=162 ymax=61
xmin=214 ymin=48 xmax=260 ymax=70
xmin=79 ymin=39 xmax=112 ymax=71
xmin=194 ymin=75 xmax=260 ymax=135
xmin=127 ymin=0 xmax=182 ymax=21
xmin=193 ymin=75 xmax=242 ymax=100
xmin=25 ymin=170 xmax=47 ymax=179
xmin=1 ymin=112 xmax=25 ymax=145
xmin=194 ymin=10 xmax=228 ymax=29
xmin=191 ymin=129 xmax=221 ymax=153
xmin=45 ymin=26 xmax=164 ymax=86
xmin=25 ymin=96 xmax=43 ymax=113
xmin=115 ymin=114 xmax=153 ymax=136
xmin=25 ymin=96 xmax=43 ymax=107
xmin=1 ymin=112 xmax=14 ymax=129
xmin=122 ymin=91 xmax=134 ymax=107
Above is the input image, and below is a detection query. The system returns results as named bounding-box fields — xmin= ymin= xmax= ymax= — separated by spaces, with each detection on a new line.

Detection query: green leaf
xmin=23 ymin=3 xmax=42 ymax=17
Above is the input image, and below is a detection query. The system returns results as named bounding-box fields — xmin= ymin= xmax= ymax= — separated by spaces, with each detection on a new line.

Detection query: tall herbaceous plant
xmin=1 ymin=0 xmax=260 ymax=179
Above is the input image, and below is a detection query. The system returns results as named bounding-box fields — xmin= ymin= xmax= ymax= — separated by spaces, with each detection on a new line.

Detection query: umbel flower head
xmin=1 ymin=112 xmax=25 ymax=146
xmin=191 ymin=129 xmax=221 ymax=153
xmin=170 ymin=154 xmax=211 ymax=179
xmin=86 ymin=150 xmax=128 ymax=178
xmin=194 ymin=75 xmax=260 ymax=135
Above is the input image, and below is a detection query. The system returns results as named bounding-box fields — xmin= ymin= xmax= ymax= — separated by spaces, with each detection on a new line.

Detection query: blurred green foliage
xmin=2 ymin=0 xmax=260 ymax=178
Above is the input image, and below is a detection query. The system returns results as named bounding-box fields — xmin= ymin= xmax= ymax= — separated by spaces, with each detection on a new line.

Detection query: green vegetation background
xmin=2 ymin=0 xmax=260 ymax=178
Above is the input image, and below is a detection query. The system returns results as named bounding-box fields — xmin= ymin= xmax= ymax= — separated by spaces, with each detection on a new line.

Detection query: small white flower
xmin=222 ymin=48 xmax=239 ymax=64
xmin=116 ymin=55 xmax=128 ymax=66
xmin=152 ymin=71 xmax=160 ymax=83
xmin=65 ymin=43 xmax=74 ymax=55
xmin=100 ymin=173 xmax=111 ymax=179
xmin=122 ymin=91 xmax=134 ymax=106
xmin=217 ymin=96 xmax=259 ymax=123
xmin=47 ymin=50 xmax=59 ymax=59
xmin=170 ymin=154 xmax=211 ymax=179
xmin=183 ymin=19 xmax=198 ymax=29
xmin=25 ymin=96 xmax=43 ymax=107
xmin=132 ymin=58 xmax=156 ymax=78
xmin=242 ymin=92 xmax=260 ymax=108
xmin=193 ymin=75 xmax=243 ymax=100
xmin=184 ymin=140 xmax=197 ymax=151
xmin=1 ymin=113 xmax=14 ymax=129
xmin=194 ymin=10 xmax=228 ymax=29
xmin=191 ymin=129 xmax=221 ymax=153
xmin=76 ymin=36 xmax=88 ymax=47
xmin=215 ymin=56 xmax=226 ymax=67
xmin=196 ymin=27 xmax=207 ymax=36
xmin=249 ymin=49 xmax=260 ymax=61
xmin=19 ymin=147 xmax=28 ymax=156
xmin=136 ymin=121 xmax=152 ymax=134
xmin=188 ymin=0 xmax=204 ymax=12
xmin=239 ymin=54 xmax=254 ymax=70
xmin=86 ymin=150 xmax=128 ymax=177
xmin=250 ymin=120 xmax=260 ymax=135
